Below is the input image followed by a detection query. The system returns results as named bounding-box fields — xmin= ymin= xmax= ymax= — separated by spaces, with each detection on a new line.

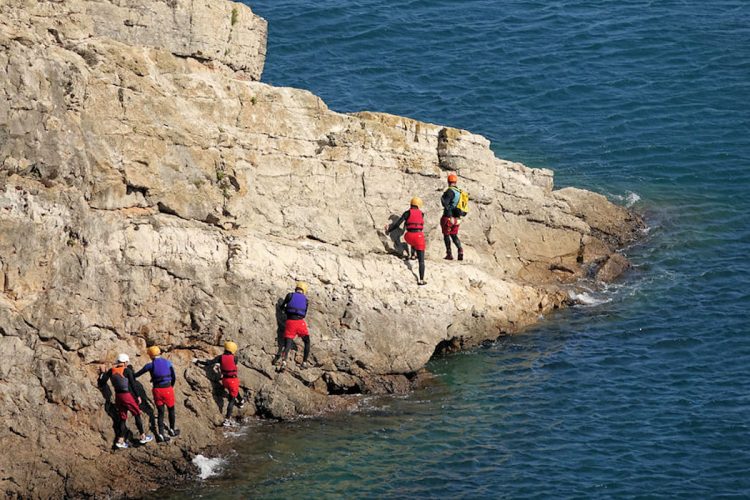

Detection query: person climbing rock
xmin=384 ymin=196 xmax=427 ymax=285
xmin=195 ymin=341 xmax=245 ymax=427
xmin=98 ymin=353 xmax=153 ymax=449
xmin=440 ymin=172 xmax=468 ymax=261
xmin=134 ymin=346 xmax=179 ymax=443
xmin=276 ymin=281 xmax=311 ymax=370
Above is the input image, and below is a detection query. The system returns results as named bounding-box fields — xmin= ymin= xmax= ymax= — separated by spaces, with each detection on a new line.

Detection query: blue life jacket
xmin=151 ymin=357 xmax=173 ymax=386
xmin=286 ymin=292 xmax=308 ymax=318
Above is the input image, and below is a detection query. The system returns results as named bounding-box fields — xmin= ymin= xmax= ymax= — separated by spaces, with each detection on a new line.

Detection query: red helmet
xmin=447 ymin=173 xmax=458 ymax=184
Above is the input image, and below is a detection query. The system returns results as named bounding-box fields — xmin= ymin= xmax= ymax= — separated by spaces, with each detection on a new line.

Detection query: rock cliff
xmin=0 ymin=0 xmax=643 ymax=497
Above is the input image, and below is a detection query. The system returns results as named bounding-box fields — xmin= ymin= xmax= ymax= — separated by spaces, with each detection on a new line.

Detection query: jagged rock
xmin=596 ymin=253 xmax=631 ymax=283
xmin=0 ymin=0 xmax=644 ymax=497
xmin=580 ymin=234 xmax=612 ymax=265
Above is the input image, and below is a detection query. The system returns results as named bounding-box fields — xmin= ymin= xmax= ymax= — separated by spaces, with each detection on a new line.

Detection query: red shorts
xmin=152 ymin=387 xmax=175 ymax=408
xmin=115 ymin=392 xmax=141 ymax=421
xmin=222 ymin=377 xmax=240 ymax=398
xmin=404 ymin=231 xmax=426 ymax=251
xmin=284 ymin=319 xmax=309 ymax=339
xmin=440 ymin=216 xmax=461 ymax=236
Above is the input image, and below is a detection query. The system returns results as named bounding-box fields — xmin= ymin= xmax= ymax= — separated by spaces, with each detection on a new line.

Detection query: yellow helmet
xmin=147 ymin=346 xmax=161 ymax=358
xmin=295 ymin=281 xmax=308 ymax=294
xmin=224 ymin=341 xmax=238 ymax=354
xmin=410 ymin=197 xmax=423 ymax=208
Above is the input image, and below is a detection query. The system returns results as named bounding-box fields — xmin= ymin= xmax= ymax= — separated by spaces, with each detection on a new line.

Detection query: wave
xmin=192 ymin=454 xmax=226 ymax=480
xmin=610 ymin=190 xmax=641 ymax=207
xmin=569 ymin=290 xmax=611 ymax=306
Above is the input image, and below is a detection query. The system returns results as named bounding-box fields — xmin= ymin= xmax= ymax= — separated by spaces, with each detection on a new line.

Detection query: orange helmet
xmin=447 ymin=173 xmax=458 ymax=184
xmin=410 ymin=197 xmax=423 ymax=208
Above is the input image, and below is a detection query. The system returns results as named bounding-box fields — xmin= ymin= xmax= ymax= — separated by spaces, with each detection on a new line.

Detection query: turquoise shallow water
xmin=168 ymin=0 xmax=750 ymax=497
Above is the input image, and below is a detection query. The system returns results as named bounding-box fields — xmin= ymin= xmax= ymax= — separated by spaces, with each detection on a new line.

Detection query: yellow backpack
xmin=451 ymin=187 xmax=470 ymax=216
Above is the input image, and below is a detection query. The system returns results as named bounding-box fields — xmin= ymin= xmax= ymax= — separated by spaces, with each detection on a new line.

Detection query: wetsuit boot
xmin=457 ymin=248 xmax=464 ymax=261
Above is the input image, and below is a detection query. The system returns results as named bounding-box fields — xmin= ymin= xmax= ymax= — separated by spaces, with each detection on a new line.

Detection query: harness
xmin=285 ymin=292 xmax=308 ymax=318
xmin=151 ymin=357 xmax=173 ymax=386
xmin=405 ymin=208 xmax=424 ymax=232
xmin=111 ymin=364 xmax=130 ymax=393
xmin=220 ymin=354 xmax=238 ymax=379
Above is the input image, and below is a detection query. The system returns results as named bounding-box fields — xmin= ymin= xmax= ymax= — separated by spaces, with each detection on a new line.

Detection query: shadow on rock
xmin=133 ymin=379 xmax=156 ymax=436
xmin=97 ymin=383 xmax=122 ymax=449
xmin=386 ymin=214 xmax=408 ymax=257
xmin=274 ymin=297 xmax=286 ymax=356
xmin=198 ymin=362 xmax=227 ymax=415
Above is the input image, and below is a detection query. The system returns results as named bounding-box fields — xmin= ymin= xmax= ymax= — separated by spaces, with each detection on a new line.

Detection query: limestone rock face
xmin=0 ymin=0 xmax=643 ymax=497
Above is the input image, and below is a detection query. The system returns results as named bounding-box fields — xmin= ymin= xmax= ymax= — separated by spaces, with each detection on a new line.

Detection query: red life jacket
xmin=220 ymin=354 xmax=238 ymax=378
xmin=405 ymin=208 xmax=424 ymax=232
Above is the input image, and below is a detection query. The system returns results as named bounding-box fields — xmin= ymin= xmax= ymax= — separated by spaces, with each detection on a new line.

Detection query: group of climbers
xmin=385 ymin=172 xmax=469 ymax=284
xmin=98 ymin=282 xmax=312 ymax=448
xmin=97 ymin=174 xmax=465 ymax=449
xmin=98 ymin=173 xmax=467 ymax=447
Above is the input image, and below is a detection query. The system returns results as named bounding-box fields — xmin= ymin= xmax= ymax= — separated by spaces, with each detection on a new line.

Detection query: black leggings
xmin=444 ymin=234 xmax=462 ymax=252
xmin=157 ymin=405 xmax=176 ymax=435
xmin=281 ymin=336 xmax=310 ymax=362
xmin=410 ymin=248 xmax=425 ymax=280
xmin=226 ymin=396 xmax=236 ymax=419
xmin=119 ymin=414 xmax=144 ymax=438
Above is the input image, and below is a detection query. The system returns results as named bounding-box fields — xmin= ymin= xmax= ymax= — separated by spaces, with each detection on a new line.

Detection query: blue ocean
xmin=170 ymin=0 xmax=750 ymax=497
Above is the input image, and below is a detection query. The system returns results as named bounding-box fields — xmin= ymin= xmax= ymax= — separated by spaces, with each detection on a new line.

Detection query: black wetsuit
xmin=387 ymin=209 xmax=425 ymax=281
xmin=441 ymin=187 xmax=463 ymax=256
xmin=98 ymin=365 xmax=145 ymax=439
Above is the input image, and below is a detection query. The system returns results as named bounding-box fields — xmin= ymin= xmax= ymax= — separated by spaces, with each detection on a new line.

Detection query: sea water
xmin=166 ymin=0 xmax=750 ymax=497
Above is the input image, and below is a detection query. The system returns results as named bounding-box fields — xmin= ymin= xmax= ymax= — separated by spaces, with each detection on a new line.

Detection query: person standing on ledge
xmin=276 ymin=281 xmax=312 ymax=371
xmin=384 ymin=196 xmax=427 ymax=285
xmin=134 ymin=346 xmax=179 ymax=443
xmin=98 ymin=353 xmax=153 ymax=449
xmin=440 ymin=172 xmax=468 ymax=261
xmin=194 ymin=341 xmax=245 ymax=427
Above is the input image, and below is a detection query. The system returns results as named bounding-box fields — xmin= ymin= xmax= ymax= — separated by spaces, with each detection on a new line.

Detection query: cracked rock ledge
xmin=0 ymin=0 xmax=643 ymax=497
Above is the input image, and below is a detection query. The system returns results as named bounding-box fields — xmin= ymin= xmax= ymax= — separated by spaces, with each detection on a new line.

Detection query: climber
xmin=440 ymin=172 xmax=466 ymax=261
xmin=384 ymin=196 xmax=427 ymax=285
xmin=276 ymin=281 xmax=311 ymax=370
xmin=195 ymin=341 xmax=246 ymax=427
xmin=98 ymin=353 xmax=153 ymax=449
xmin=134 ymin=346 xmax=179 ymax=443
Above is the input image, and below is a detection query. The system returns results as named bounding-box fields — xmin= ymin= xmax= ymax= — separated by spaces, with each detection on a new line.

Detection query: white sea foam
xmin=223 ymin=427 xmax=248 ymax=438
xmin=610 ymin=191 xmax=641 ymax=207
xmin=625 ymin=191 xmax=641 ymax=207
xmin=192 ymin=454 xmax=226 ymax=480
xmin=569 ymin=291 xmax=611 ymax=306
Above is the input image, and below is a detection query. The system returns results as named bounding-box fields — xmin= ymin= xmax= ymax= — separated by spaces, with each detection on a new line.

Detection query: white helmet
xmin=116 ymin=353 xmax=130 ymax=364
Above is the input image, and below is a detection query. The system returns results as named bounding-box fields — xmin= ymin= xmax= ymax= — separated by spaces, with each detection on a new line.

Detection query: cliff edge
xmin=0 ymin=0 xmax=642 ymax=497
